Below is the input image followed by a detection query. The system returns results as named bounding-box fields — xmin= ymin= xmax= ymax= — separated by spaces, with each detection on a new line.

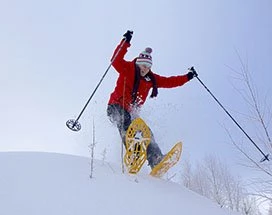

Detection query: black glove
xmin=187 ymin=66 xmax=198 ymax=81
xmin=123 ymin=30 xmax=133 ymax=43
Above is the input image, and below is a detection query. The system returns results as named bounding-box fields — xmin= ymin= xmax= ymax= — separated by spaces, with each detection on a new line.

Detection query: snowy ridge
xmin=0 ymin=152 xmax=237 ymax=215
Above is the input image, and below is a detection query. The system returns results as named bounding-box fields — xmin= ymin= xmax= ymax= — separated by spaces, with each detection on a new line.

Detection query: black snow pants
xmin=107 ymin=104 xmax=163 ymax=169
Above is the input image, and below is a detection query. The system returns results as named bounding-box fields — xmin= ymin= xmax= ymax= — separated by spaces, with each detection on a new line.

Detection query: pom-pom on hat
xmin=136 ymin=47 xmax=153 ymax=68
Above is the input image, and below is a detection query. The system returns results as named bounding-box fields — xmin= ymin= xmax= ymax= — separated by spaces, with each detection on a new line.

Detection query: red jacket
xmin=108 ymin=40 xmax=190 ymax=112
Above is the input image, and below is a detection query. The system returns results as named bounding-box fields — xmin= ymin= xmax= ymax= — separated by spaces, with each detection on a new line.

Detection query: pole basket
xmin=66 ymin=119 xmax=81 ymax=132
xmin=260 ymin=154 xmax=270 ymax=162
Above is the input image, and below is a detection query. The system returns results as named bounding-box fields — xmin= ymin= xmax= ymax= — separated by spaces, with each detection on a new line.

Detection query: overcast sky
xmin=1 ymin=0 xmax=272 ymax=182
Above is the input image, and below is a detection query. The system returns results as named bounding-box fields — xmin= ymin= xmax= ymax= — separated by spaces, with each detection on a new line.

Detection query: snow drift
xmin=0 ymin=152 xmax=237 ymax=215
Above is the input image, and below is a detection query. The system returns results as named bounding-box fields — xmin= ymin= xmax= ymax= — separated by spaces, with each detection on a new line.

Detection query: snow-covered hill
xmin=0 ymin=152 xmax=237 ymax=215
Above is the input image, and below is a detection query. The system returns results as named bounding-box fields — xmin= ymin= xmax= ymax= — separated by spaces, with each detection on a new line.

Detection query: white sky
xmin=1 ymin=0 xmax=272 ymax=183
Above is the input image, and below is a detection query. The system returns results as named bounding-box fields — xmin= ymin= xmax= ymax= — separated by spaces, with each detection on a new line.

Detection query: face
xmin=138 ymin=64 xmax=151 ymax=77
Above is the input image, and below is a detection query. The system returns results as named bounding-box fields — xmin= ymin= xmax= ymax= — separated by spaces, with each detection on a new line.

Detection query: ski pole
xmin=66 ymin=39 xmax=127 ymax=132
xmin=190 ymin=67 xmax=269 ymax=162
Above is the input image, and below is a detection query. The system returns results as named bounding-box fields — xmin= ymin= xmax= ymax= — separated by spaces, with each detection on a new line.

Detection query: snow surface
xmin=0 ymin=151 xmax=238 ymax=215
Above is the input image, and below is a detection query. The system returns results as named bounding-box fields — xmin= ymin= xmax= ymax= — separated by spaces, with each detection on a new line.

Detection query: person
xmin=107 ymin=30 xmax=197 ymax=169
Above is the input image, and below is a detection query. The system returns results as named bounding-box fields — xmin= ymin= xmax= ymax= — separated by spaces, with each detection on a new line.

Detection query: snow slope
xmin=0 ymin=152 xmax=237 ymax=215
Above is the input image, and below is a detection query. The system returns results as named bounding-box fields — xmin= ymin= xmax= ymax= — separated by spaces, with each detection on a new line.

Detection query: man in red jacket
xmin=107 ymin=30 xmax=197 ymax=169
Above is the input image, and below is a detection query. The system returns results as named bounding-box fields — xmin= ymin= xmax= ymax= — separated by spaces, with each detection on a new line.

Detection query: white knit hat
xmin=136 ymin=47 xmax=153 ymax=68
